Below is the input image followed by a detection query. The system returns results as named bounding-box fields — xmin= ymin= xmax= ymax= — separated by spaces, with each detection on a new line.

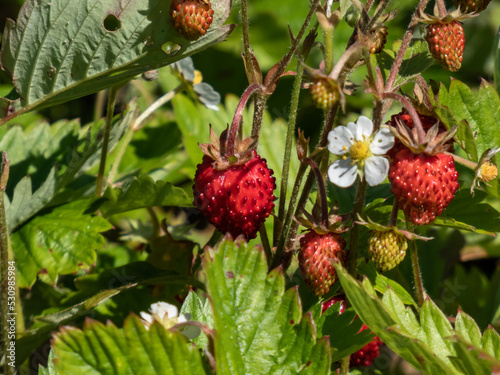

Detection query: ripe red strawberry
xmin=425 ymin=20 xmax=465 ymax=72
xmin=170 ymin=0 xmax=215 ymax=41
xmin=193 ymin=150 xmax=276 ymax=240
xmin=310 ymin=76 xmax=340 ymax=111
xmin=453 ymin=0 xmax=492 ymax=13
xmin=350 ymin=325 xmax=383 ymax=368
xmin=368 ymin=229 xmax=408 ymax=272
xmin=298 ymin=231 xmax=346 ymax=296
xmin=322 ymin=297 xmax=382 ymax=367
xmin=389 ymin=148 xmax=459 ymax=225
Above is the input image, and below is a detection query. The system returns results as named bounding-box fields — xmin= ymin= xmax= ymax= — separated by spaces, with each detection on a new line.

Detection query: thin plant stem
xmin=241 ymin=0 xmax=257 ymax=85
xmin=107 ymin=125 xmax=134 ymax=186
xmin=275 ymin=60 xmax=305 ymax=243
xmin=95 ymin=85 xmax=119 ymax=197
xmin=259 ymin=223 xmax=273 ymax=269
xmin=389 ymin=200 xmax=399 ymax=227
xmin=329 ymin=41 xmax=363 ymax=80
xmin=407 ymin=221 xmax=425 ymax=307
xmin=304 ymin=158 xmax=329 ymax=229
xmin=384 ymin=0 xmax=430 ymax=92
xmin=323 ymin=26 xmax=334 ymax=75
xmin=133 ymin=85 xmax=185 ymax=131
xmin=0 ymin=153 xmax=14 ymax=375
xmin=347 ymin=179 xmax=368 ymax=276
xmin=272 ymin=163 xmax=308 ymax=269
xmin=93 ymin=90 xmax=107 ymax=123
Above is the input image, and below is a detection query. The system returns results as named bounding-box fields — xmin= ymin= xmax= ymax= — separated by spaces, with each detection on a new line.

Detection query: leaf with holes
xmin=0 ymin=0 xmax=234 ymax=122
xmin=203 ymin=235 xmax=331 ymax=375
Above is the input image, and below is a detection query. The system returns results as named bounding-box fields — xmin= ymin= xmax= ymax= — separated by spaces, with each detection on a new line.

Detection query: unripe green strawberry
xmin=310 ymin=77 xmax=340 ymax=111
xmin=170 ymin=0 xmax=215 ymax=41
xmin=452 ymin=0 xmax=492 ymax=13
xmin=368 ymin=230 xmax=408 ymax=272
xmin=426 ymin=20 xmax=465 ymax=72
xmin=298 ymin=231 xmax=346 ymax=296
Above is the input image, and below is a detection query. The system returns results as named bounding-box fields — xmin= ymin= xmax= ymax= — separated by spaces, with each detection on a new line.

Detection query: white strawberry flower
xmin=140 ymin=302 xmax=200 ymax=339
xmin=327 ymin=116 xmax=394 ymax=187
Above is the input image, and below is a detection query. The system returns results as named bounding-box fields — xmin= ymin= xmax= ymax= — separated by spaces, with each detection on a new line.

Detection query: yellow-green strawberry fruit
xmin=368 ymin=230 xmax=408 ymax=272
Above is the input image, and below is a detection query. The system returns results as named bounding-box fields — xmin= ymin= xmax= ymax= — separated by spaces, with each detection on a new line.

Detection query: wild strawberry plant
xmin=0 ymin=0 xmax=500 ymax=374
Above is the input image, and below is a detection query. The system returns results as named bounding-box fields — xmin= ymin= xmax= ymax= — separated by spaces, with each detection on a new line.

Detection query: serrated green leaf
xmin=448 ymin=336 xmax=500 ymax=375
xmin=482 ymin=327 xmax=500 ymax=360
xmin=420 ymin=298 xmax=456 ymax=364
xmin=455 ymin=310 xmax=482 ymax=348
xmin=203 ymin=236 xmax=331 ymax=375
xmin=38 ymin=350 xmax=60 ymax=375
xmin=382 ymin=289 xmax=422 ymax=339
xmin=335 ymin=265 xmax=456 ymax=374
xmin=437 ymin=80 xmax=500 ymax=159
xmin=100 ymin=174 xmax=192 ymax=217
xmin=52 ymin=315 xmax=208 ymax=375
xmin=434 ymin=190 xmax=500 ymax=236
xmin=0 ymin=0 xmax=234 ymax=120
xmin=11 ymin=200 xmax=112 ymax=288
xmin=359 ymin=262 xmax=417 ymax=307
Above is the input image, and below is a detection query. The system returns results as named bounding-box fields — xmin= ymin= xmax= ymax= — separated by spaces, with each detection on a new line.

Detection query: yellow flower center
xmin=479 ymin=162 xmax=498 ymax=182
xmin=350 ymin=138 xmax=370 ymax=162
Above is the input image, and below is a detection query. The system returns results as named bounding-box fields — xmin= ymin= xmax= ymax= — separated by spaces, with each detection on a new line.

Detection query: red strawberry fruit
xmin=170 ymin=0 xmax=215 ymax=41
xmin=425 ymin=20 xmax=465 ymax=72
xmin=193 ymin=150 xmax=276 ymax=240
xmin=389 ymin=148 xmax=459 ymax=225
xmin=453 ymin=0 xmax=492 ymax=13
xmin=298 ymin=231 xmax=346 ymax=296
xmin=349 ymin=324 xmax=383 ymax=367
xmin=322 ymin=296 xmax=382 ymax=368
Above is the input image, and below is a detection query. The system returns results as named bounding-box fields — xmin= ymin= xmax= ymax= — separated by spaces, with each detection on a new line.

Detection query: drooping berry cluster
xmin=170 ymin=0 xmax=215 ymax=41
xmin=193 ymin=150 xmax=276 ymax=239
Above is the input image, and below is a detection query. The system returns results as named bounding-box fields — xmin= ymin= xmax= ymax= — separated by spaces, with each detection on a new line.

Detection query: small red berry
xmin=170 ymin=0 xmax=215 ymax=41
xmin=349 ymin=324 xmax=383 ymax=368
xmin=425 ymin=20 xmax=465 ymax=72
xmin=298 ymin=231 xmax=346 ymax=296
xmin=193 ymin=150 xmax=276 ymax=240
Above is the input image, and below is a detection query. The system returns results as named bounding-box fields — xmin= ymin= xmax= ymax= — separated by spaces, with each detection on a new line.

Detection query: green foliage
xmin=101 ymin=175 xmax=192 ymax=217
xmin=51 ymin=315 xmax=208 ymax=375
xmin=0 ymin=0 xmax=234 ymax=119
xmin=11 ymin=200 xmax=112 ymax=287
xmin=203 ymin=236 xmax=331 ymax=375
xmin=336 ymin=265 xmax=500 ymax=374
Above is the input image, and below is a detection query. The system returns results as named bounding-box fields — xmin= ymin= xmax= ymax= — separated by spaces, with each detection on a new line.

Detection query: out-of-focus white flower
xmin=140 ymin=302 xmax=200 ymax=339
xmin=327 ymin=116 xmax=394 ymax=187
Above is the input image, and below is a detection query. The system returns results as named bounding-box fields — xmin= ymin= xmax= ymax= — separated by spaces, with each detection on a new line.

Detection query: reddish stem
xmin=226 ymin=83 xmax=262 ymax=156
xmin=303 ymin=158 xmax=329 ymax=230
xmin=383 ymin=92 xmax=426 ymax=143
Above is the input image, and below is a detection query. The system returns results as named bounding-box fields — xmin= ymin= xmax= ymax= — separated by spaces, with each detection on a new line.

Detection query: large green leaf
xmin=203 ymin=235 xmax=331 ymax=375
xmin=100 ymin=174 xmax=192 ymax=217
xmin=436 ymin=80 xmax=500 ymax=160
xmin=11 ymin=200 xmax=112 ymax=288
xmin=4 ymin=101 xmax=137 ymax=232
xmin=336 ymin=265 xmax=500 ymax=374
xmin=0 ymin=0 xmax=234 ymax=121
xmin=52 ymin=315 xmax=208 ymax=375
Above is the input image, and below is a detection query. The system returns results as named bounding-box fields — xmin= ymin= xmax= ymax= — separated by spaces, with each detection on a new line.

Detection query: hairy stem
xmin=329 ymin=41 xmax=363 ymax=80
xmin=228 ymin=83 xmax=262 ymax=155
xmin=383 ymin=92 xmax=426 ymax=142
xmin=407 ymin=221 xmax=425 ymax=307
xmin=95 ymin=85 xmax=119 ymax=197
xmin=275 ymin=60 xmax=305 ymax=243
xmin=259 ymin=223 xmax=273 ymax=269
xmin=241 ymin=0 xmax=257 ymax=85
xmin=323 ymin=26 xmax=335 ymax=75
xmin=0 ymin=153 xmax=14 ymax=375
xmin=389 ymin=200 xmax=399 ymax=227
xmin=347 ymin=179 xmax=368 ymax=276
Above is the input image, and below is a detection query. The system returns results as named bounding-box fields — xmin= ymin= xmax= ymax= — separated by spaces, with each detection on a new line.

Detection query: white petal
xmin=328 ymin=126 xmax=354 ymax=155
xmin=177 ymin=313 xmax=191 ymax=323
xmin=140 ymin=312 xmax=153 ymax=324
xmin=356 ymin=116 xmax=374 ymax=139
xmin=150 ymin=302 xmax=178 ymax=319
xmin=328 ymin=159 xmax=358 ymax=187
xmin=364 ymin=156 xmax=389 ymax=186
xmin=180 ymin=325 xmax=202 ymax=340
xmin=347 ymin=116 xmax=373 ymax=142
xmin=370 ymin=127 xmax=395 ymax=155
